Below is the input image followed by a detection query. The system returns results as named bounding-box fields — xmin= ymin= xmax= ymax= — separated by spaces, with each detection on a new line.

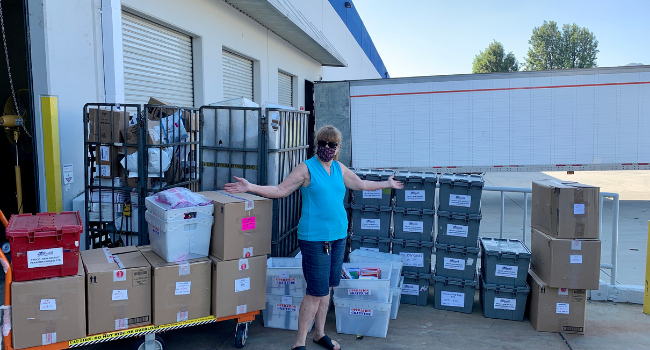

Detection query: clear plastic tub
xmin=349 ymin=249 xmax=403 ymax=288
xmin=333 ymin=284 xmax=391 ymax=302
xmin=338 ymin=263 xmax=393 ymax=293
xmin=334 ymin=294 xmax=393 ymax=338
xmin=266 ymin=257 xmax=307 ymax=296
xmin=390 ymin=276 xmax=404 ymax=320
xmin=145 ymin=210 xmax=214 ymax=262
xmin=145 ymin=196 xmax=214 ymax=221
xmin=263 ymin=294 xmax=313 ymax=331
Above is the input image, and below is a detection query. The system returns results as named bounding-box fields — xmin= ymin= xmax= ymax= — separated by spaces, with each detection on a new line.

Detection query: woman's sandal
xmin=313 ymin=335 xmax=340 ymax=350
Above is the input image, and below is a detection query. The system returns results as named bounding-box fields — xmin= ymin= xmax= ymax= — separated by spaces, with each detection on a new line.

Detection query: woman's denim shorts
xmin=298 ymin=238 xmax=346 ymax=297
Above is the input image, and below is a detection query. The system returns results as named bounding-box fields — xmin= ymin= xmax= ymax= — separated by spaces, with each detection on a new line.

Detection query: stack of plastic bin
xmin=433 ymin=174 xmax=484 ymax=313
xmin=349 ymin=169 xmax=394 ymax=253
xmin=348 ymin=249 xmax=404 ymax=319
xmin=478 ymin=238 xmax=531 ymax=321
xmin=392 ymin=171 xmax=437 ymax=306
xmin=263 ymin=257 xmax=313 ymax=331
xmin=333 ymin=263 xmax=393 ymax=338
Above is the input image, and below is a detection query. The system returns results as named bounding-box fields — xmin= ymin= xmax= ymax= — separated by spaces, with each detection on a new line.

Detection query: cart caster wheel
xmin=235 ymin=322 xmax=248 ymax=348
xmin=1 ymin=241 xmax=10 ymax=254
xmin=134 ymin=334 xmax=165 ymax=350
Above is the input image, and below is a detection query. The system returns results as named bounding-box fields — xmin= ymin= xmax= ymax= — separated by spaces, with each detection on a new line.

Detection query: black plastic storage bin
xmin=434 ymin=240 xmax=479 ymax=280
xmin=479 ymin=275 xmax=530 ymax=321
xmin=351 ymin=205 xmax=392 ymax=238
xmin=391 ymin=239 xmax=433 ymax=274
xmin=438 ymin=174 xmax=484 ymax=214
xmin=401 ymin=273 xmax=431 ymax=306
xmin=393 ymin=207 xmax=435 ymax=241
xmin=350 ymin=235 xmax=391 ymax=253
xmin=433 ymin=273 xmax=477 ymax=314
xmin=352 ymin=169 xmax=395 ymax=206
xmin=479 ymin=237 xmax=531 ymax=287
xmin=437 ymin=211 xmax=482 ymax=246
xmin=394 ymin=171 xmax=437 ymax=210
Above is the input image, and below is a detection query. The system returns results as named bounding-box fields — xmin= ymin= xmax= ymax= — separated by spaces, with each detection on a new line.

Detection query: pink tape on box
xmin=242 ymin=217 xmax=256 ymax=231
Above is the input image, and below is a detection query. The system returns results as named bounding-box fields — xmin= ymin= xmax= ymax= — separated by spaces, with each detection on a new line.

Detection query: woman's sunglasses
xmin=317 ymin=140 xmax=339 ymax=148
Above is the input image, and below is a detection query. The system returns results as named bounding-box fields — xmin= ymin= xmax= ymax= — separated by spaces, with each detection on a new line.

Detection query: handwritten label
xmin=42 ymin=333 xmax=57 ymax=345
xmin=443 ymin=257 xmax=465 ymax=271
xmin=494 ymin=298 xmax=517 ymax=310
xmin=363 ymin=190 xmax=382 ymax=199
xmin=361 ymin=218 xmax=380 ymax=230
xmin=243 ymin=247 xmax=253 ymax=258
xmin=440 ymin=291 xmax=465 ymax=308
xmin=275 ymin=278 xmax=296 ymax=285
xmin=350 ymin=308 xmax=373 ymax=316
xmin=403 ymin=221 xmax=424 ymax=233
xmin=27 ymin=248 xmax=64 ymax=268
xmin=113 ymin=269 xmax=126 ymax=282
xmin=570 ymin=255 xmax=583 ymax=264
xmin=495 ymin=264 xmax=518 ymax=278
xmin=574 ymin=204 xmax=585 ymax=215
xmin=239 ymin=259 xmax=249 ymax=271
xmin=400 ymin=252 xmax=424 ymax=267
xmin=401 ymin=284 xmax=420 ymax=296
xmin=242 ymin=217 xmax=256 ymax=231
xmin=405 ymin=190 xmax=425 ymax=202
xmin=348 ymin=289 xmax=371 ymax=296
xmin=447 ymin=224 xmax=469 ymax=237
xmin=112 ymin=290 xmax=128 ymax=301
xmin=175 ymin=281 xmax=191 ymax=295
xmin=556 ymin=303 xmax=570 ymax=314
xmin=276 ymin=304 xmax=297 ymax=312
xmin=235 ymin=277 xmax=251 ymax=292
xmin=449 ymin=194 xmax=471 ymax=208
xmin=39 ymin=299 xmax=56 ymax=311
xmin=571 ymin=240 xmax=582 ymax=251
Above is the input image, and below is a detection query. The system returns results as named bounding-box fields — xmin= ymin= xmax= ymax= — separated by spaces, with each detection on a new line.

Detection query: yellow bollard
xmin=41 ymin=96 xmax=63 ymax=213
xmin=645 ymin=221 xmax=650 ymax=315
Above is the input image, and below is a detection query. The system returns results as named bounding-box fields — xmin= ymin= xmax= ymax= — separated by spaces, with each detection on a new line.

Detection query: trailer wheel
xmin=234 ymin=322 xmax=248 ymax=348
xmin=1 ymin=241 xmax=10 ymax=254
xmin=133 ymin=334 xmax=165 ymax=350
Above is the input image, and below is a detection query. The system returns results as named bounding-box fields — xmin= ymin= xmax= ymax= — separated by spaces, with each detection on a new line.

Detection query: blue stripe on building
xmin=328 ymin=0 xmax=389 ymax=78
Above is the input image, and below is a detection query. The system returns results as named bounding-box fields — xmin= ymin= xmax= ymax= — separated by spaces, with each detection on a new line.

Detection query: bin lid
xmin=352 ymin=168 xmax=374 ymax=180
xmin=439 ymin=173 xmax=484 ymax=187
xmin=393 ymin=207 xmax=435 ymax=216
xmin=402 ymin=272 xmax=432 ymax=281
xmin=392 ymin=238 xmax=434 ymax=248
xmin=333 ymin=294 xmax=393 ymax=311
xmin=479 ymin=237 xmax=531 ymax=257
xmin=437 ymin=210 xmax=482 ymax=221
xmin=365 ymin=169 xmax=395 ymax=181
xmin=394 ymin=171 xmax=437 ymax=183
xmin=6 ymin=212 xmax=83 ymax=237
xmin=435 ymin=240 xmax=480 ymax=253
xmin=480 ymin=275 xmax=531 ymax=294
xmin=267 ymin=257 xmax=303 ymax=269
xmin=432 ymin=273 xmax=478 ymax=287
xmin=351 ymin=205 xmax=391 ymax=212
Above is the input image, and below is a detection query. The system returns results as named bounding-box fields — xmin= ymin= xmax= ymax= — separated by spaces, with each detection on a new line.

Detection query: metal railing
xmin=483 ymin=186 xmax=619 ymax=286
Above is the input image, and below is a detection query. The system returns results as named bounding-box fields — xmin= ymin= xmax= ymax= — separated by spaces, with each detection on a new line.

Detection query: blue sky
xmin=353 ymin=0 xmax=650 ymax=77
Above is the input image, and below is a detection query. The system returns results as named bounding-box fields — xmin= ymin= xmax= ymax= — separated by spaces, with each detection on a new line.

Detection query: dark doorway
xmin=304 ymin=79 xmax=315 ymax=158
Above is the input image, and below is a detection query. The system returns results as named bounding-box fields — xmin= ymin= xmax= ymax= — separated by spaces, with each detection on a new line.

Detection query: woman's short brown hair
xmin=314 ymin=125 xmax=342 ymax=160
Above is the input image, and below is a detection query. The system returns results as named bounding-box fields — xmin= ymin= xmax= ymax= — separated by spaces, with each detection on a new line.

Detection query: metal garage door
xmin=222 ymin=50 xmax=254 ymax=101
xmin=278 ymin=71 xmax=293 ymax=107
xmin=122 ymin=12 xmax=194 ymax=106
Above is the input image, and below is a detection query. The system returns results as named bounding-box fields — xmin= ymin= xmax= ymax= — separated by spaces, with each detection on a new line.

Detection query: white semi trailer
xmin=314 ymin=66 xmax=650 ymax=172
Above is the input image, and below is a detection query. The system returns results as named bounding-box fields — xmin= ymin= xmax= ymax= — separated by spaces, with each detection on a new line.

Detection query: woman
xmin=225 ymin=125 xmax=403 ymax=350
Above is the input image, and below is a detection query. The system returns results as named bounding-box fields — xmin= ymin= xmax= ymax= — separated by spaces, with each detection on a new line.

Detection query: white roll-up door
xmin=278 ymin=71 xmax=293 ymax=107
xmin=122 ymin=12 xmax=194 ymax=106
xmin=223 ymin=50 xmax=254 ymax=101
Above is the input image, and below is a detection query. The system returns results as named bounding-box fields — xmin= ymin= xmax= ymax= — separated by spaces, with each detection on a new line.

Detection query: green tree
xmin=524 ymin=21 xmax=599 ymax=70
xmin=472 ymin=41 xmax=519 ymax=73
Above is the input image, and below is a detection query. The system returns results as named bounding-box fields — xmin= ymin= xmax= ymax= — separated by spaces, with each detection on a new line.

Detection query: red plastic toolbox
xmin=6 ymin=211 xmax=83 ymax=281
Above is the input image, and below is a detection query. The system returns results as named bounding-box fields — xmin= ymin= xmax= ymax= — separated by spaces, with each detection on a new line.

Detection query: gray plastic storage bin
xmin=401 ymin=273 xmax=431 ymax=306
xmin=479 ymin=275 xmax=530 ymax=321
xmin=351 ymin=205 xmax=392 ymax=238
xmin=394 ymin=171 xmax=437 ymax=210
xmin=433 ymin=274 xmax=477 ymax=314
xmin=480 ymin=237 xmax=531 ymax=287
xmin=350 ymin=236 xmax=391 ymax=253
xmin=439 ymin=174 xmax=484 ymax=214
xmin=393 ymin=207 xmax=435 ymax=241
xmin=392 ymin=239 xmax=434 ymax=274
xmin=437 ymin=211 xmax=482 ymax=246
xmin=434 ymin=241 xmax=479 ymax=280
xmin=353 ymin=169 xmax=395 ymax=206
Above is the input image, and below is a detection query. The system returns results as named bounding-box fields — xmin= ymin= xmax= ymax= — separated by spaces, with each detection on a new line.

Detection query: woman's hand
xmin=224 ymin=176 xmax=250 ymax=193
xmin=387 ymin=174 xmax=404 ymax=189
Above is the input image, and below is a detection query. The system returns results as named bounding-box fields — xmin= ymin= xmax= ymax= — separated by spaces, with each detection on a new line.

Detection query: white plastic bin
xmin=338 ymin=263 xmax=393 ymax=292
xmin=333 ymin=283 xmax=390 ymax=303
xmin=390 ymin=276 xmax=404 ymax=320
xmin=349 ymin=249 xmax=403 ymax=288
xmin=145 ymin=210 xmax=214 ymax=262
xmin=266 ymin=257 xmax=307 ymax=296
xmin=263 ymin=294 xmax=313 ymax=331
xmin=145 ymin=197 xmax=214 ymax=221
xmin=334 ymin=294 xmax=392 ymax=338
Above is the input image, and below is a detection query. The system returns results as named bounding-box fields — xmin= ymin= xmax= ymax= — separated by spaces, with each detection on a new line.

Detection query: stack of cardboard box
xmin=528 ymin=180 xmax=601 ymax=335
xmin=199 ymin=191 xmax=272 ymax=318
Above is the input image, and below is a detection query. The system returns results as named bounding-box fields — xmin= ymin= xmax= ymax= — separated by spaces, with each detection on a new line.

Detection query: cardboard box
xmin=93 ymin=145 xmax=122 ymax=178
xmin=11 ymin=259 xmax=86 ymax=349
xmin=121 ymin=119 xmax=162 ymax=146
xmin=139 ymin=247 xmax=212 ymax=326
xmin=88 ymin=108 xmax=127 ymax=143
xmin=198 ymin=191 xmax=272 ymax=261
xmin=210 ymin=254 xmax=266 ymax=318
xmin=530 ymin=228 xmax=601 ymax=290
xmin=527 ymin=269 xmax=587 ymax=334
xmin=81 ymin=246 xmax=152 ymax=335
xmin=531 ymin=180 xmax=599 ymax=239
